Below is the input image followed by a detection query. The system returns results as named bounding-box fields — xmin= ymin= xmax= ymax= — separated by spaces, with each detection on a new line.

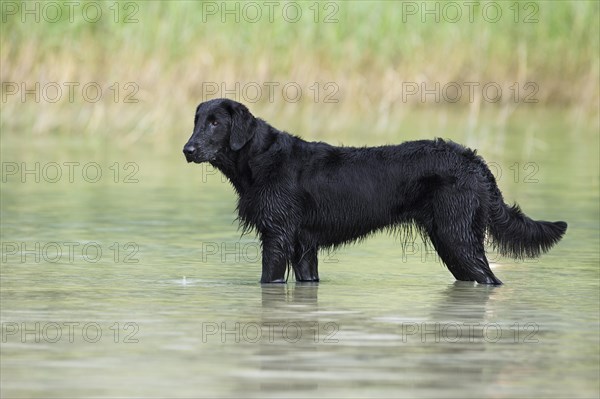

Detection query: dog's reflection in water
xmin=252 ymin=283 xmax=320 ymax=392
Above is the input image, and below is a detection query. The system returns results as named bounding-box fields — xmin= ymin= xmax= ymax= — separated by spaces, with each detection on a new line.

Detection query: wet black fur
xmin=183 ymin=99 xmax=567 ymax=285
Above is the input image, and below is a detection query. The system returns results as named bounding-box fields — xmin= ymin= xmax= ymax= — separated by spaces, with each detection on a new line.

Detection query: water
xmin=1 ymin=110 xmax=599 ymax=398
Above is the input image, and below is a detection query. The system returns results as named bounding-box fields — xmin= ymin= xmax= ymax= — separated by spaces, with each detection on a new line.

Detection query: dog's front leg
xmin=260 ymin=234 xmax=292 ymax=283
xmin=292 ymin=243 xmax=319 ymax=282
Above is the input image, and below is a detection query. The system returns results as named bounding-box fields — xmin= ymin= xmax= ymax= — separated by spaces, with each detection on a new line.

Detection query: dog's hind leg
xmin=425 ymin=193 xmax=502 ymax=285
xmin=431 ymin=236 xmax=502 ymax=285
xmin=292 ymin=239 xmax=319 ymax=282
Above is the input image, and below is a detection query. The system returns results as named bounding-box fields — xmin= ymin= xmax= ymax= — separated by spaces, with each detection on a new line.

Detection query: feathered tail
xmin=482 ymin=162 xmax=567 ymax=258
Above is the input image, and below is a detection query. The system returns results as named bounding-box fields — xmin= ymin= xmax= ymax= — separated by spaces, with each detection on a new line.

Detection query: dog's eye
xmin=210 ymin=120 xmax=219 ymax=127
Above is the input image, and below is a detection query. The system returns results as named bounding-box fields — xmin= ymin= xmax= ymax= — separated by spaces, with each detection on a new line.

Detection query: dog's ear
xmin=229 ymin=102 xmax=255 ymax=151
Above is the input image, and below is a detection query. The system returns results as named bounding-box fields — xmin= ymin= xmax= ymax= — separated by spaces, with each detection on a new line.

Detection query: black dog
xmin=183 ymin=99 xmax=567 ymax=285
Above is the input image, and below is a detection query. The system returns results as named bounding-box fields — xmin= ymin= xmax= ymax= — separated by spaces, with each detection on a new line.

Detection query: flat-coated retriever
xmin=183 ymin=98 xmax=567 ymax=285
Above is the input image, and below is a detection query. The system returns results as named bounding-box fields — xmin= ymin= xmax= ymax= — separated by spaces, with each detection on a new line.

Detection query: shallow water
xmin=1 ymin=110 xmax=599 ymax=398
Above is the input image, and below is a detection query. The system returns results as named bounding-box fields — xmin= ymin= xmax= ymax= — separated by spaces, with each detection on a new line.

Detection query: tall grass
xmin=1 ymin=0 xmax=598 ymax=144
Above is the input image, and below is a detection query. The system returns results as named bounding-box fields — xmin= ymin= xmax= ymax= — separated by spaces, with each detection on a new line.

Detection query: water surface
xmin=1 ymin=110 xmax=599 ymax=398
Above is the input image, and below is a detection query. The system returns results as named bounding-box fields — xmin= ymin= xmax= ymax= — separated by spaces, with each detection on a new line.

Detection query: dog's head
xmin=183 ymin=98 xmax=255 ymax=163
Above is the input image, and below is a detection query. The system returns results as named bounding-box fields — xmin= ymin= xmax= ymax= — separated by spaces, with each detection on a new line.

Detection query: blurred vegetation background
xmin=1 ymin=0 xmax=598 ymax=148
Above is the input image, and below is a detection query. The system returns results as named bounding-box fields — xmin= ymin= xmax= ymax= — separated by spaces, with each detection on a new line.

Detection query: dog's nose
xmin=183 ymin=145 xmax=196 ymax=157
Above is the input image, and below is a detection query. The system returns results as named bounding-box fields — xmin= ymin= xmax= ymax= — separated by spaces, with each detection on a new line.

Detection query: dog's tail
xmin=479 ymin=160 xmax=567 ymax=259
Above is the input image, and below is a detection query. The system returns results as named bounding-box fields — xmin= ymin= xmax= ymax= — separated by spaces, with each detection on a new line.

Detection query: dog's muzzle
xmin=183 ymin=144 xmax=214 ymax=163
xmin=183 ymin=144 xmax=199 ymax=163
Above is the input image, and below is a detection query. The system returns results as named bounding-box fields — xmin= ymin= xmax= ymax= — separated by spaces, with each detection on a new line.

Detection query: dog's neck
xmin=209 ymin=153 xmax=246 ymax=195
xmin=211 ymin=119 xmax=281 ymax=196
